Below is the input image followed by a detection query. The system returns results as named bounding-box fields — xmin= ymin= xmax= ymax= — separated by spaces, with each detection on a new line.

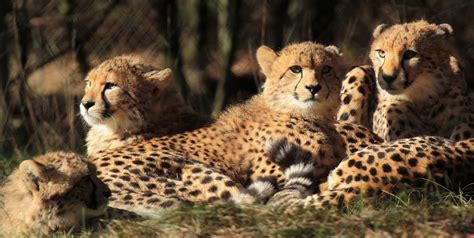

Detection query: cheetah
xmin=337 ymin=20 xmax=474 ymax=141
xmin=0 ymin=152 xmax=110 ymax=235
xmin=267 ymin=137 xmax=474 ymax=209
xmin=90 ymin=42 xmax=380 ymax=215
xmin=80 ymin=55 xmax=209 ymax=157
xmin=80 ymin=55 xmax=280 ymax=216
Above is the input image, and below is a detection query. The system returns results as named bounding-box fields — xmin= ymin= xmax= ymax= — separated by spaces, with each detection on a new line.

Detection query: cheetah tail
xmin=231 ymin=176 xmax=278 ymax=204
xmin=267 ymin=156 xmax=316 ymax=208
xmin=269 ymin=187 xmax=359 ymax=210
xmin=264 ymin=138 xmax=312 ymax=170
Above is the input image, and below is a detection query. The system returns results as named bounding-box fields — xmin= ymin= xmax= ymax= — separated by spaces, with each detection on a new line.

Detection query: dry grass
xmin=1 ymin=159 xmax=473 ymax=237
xmin=62 ymin=194 xmax=474 ymax=237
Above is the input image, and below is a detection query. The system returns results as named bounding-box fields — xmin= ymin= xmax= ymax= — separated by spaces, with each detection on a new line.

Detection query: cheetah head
xmin=370 ymin=20 xmax=459 ymax=100
xmin=257 ymin=42 xmax=344 ymax=118
xmin=80 ymin=55 xmax=172 ymax=133
xmin=0 ymin=152 xmax=110 ymax=234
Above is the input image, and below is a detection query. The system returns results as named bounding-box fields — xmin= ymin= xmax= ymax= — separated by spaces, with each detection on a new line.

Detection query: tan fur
xmin=81 ymin=55 xmax=209 ymax=156
xmin=89 ymin=42 xmax=380 ymax=216
xmin=337 ymin=20 xmax=474 ymax=141
xmin=268 ymin=137 xmax=474 ymax=210
xmin=0 ymin=152 xmax=109 ymax=235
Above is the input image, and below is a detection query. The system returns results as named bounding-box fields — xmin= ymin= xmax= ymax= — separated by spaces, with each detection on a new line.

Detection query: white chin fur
xmin=80 ymin=105 xmax=103 ymax=126
xmin=379 ymin=72 xmax=443 ymax=102
xmin=291 ymin=97 xmax=317 ymax=110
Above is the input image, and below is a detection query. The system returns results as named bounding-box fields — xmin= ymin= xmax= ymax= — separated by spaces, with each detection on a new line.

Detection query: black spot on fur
xmin=346 ymin=175 xmax=353 ymax=183
xmin=220 ymin=191 xmax=231 ymax=200
xmin=369 ymin=168 xmax=377 ymax=176
xmin=390 ymin=153 xmax=403 ymax=162
xmin=408 ymin=158 xmax=418 ymax=167
xmin=382 ymin=164 xmax=392 ymax=172
xmin=397 ymin=167 xmax=409 ymax=176
xmin=339 ymin=113 xmax=349 ymax=121
xmin=343 ymin=95 xmax=352 ymax=104
xmin=348 ymin=76 xmax=356 ymax=84
xmin=367 ymin=155 xmax=375 ymax=164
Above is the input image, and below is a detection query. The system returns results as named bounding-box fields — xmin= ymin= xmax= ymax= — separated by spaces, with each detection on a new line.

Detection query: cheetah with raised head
xmin=80 ymin=55 xmax=281 ymax=215
xmin=0 ymin=152 xmax=110 ymax=235
xmin=337 ymin=20 xmax=474 ymax=141
xmin=80 ymin=55 xmax=209 ymax=157
xmin=90 ymin=42 xmax=380 ymax=215
xmin=267 ymin=137 xmax=474 ymax=209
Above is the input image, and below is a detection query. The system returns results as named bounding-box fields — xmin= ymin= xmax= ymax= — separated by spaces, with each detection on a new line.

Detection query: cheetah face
xmin=80 ymin=70 xmax=131 ymax=126
xmin=80 ymin=56 xmax=172 ymax=132
xmin=19 ymin=152 xmax=110 ymax=232
xmin=257 ymin=42 xmax=343 ymax=116
xmin=370 ymin=20 xmax=454 ymax=97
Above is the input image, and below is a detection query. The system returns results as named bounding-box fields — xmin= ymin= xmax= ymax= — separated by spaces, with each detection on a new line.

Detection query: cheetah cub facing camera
xmin=80 ymin=55 xmax=209 ymax=156
xmin=0 ymin=152 xmax=110 ymax=235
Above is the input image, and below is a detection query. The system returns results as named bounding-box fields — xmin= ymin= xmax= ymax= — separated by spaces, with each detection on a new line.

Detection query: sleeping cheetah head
xmin=0 ymin=152 xmax=110 ymax=234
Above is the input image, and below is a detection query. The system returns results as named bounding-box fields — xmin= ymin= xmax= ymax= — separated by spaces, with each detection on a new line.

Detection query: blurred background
xmin=0 ymin=0 xmax=473 ymax=156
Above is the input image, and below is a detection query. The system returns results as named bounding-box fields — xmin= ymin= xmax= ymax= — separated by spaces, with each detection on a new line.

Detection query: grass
xmin=84 ymin=192 xmax=474 ymax=237
xmin=1 ymin=157 xmax=473 ymax=237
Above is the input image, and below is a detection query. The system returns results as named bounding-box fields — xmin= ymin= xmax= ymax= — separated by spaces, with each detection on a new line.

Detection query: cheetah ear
xmin=325 ymin=45 xmax=342 ymax=56
xmin=144 ymin=68 xmax=173 ymax=89
xmin=256 ymin=45 xmax=278 ymax=76
xmin=435 ymin=23 xmax=453 ymax=37
xmin=372 ymin=24 xmax=388 ymax=38
xmin=19 ymin=160 xmax=46 ymax=191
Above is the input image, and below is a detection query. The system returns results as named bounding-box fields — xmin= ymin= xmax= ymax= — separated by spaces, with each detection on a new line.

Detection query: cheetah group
xmin=1 ymin=19 xmax=473 ymax=234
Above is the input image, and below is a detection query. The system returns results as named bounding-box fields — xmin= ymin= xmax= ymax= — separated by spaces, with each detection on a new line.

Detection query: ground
xmin=1 ymin=155 xmax=473 ymax=237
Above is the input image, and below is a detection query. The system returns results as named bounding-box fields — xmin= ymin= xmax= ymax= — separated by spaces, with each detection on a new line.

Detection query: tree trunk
xmin=152 ymin=0 xmax=188 ymax=100
xmin=211 ymin=0 xmax=241 ymax=117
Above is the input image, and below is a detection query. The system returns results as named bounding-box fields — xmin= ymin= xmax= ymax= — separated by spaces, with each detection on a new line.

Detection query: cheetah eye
xmin=321 ymin=66 xmax=332 ymax=75
xmin=289 ymin=65 xmax=302 ymax=74
xmin=376 ymin=49 xmax=385 ymax=59
xmin=403 ymin=50 xmax=417 ymax=60
xmin=85 ymin=80 xmax=91 ymax=88
xmin=104 ymin=82 xmax=117 ymax=90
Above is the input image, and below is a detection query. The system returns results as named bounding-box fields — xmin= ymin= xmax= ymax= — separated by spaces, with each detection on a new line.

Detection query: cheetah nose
xmin=382 ymin=74 xmax=397 ymax=85
xmin=305 ymin=84 xmax=322 ymax=96
xmin=81 ymin=101 xmax=95 ymax=110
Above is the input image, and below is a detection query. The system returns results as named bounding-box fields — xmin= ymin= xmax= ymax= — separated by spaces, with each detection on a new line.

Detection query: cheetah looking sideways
xmin=80 ymin=55 xmax=209 ymax=157
xmin=337 ymin=20 xmax=474 ymax=141
xmin=89 ymin=42 xmax=380 ymax=215
xmin=0 ymin=152 xmax=110 ymax=235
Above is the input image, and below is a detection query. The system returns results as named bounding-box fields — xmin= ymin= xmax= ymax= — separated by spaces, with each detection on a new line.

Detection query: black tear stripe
xmin=322 ymin=77 xmax=330 ymax=99
xmin=101 ymin=87 xmax=113 ymax=118
xmin=101 ymin=86 xmax=137 ymax=119
xmin=401 ymin=61 xmax=411 ymax=88
xmin=293 ymin=69 xmax=304 ymax=93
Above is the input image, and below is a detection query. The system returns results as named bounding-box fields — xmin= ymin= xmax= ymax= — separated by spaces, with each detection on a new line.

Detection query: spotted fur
xmin=90 ymin=42 xmax=380 ymax=215
xmin=268 ymin=137 xmax=474 ymax=210
xmin=80 ymin=55 xmax=209 ymax=157
xmin=337 ymin=20 xmax=474 ymax=141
